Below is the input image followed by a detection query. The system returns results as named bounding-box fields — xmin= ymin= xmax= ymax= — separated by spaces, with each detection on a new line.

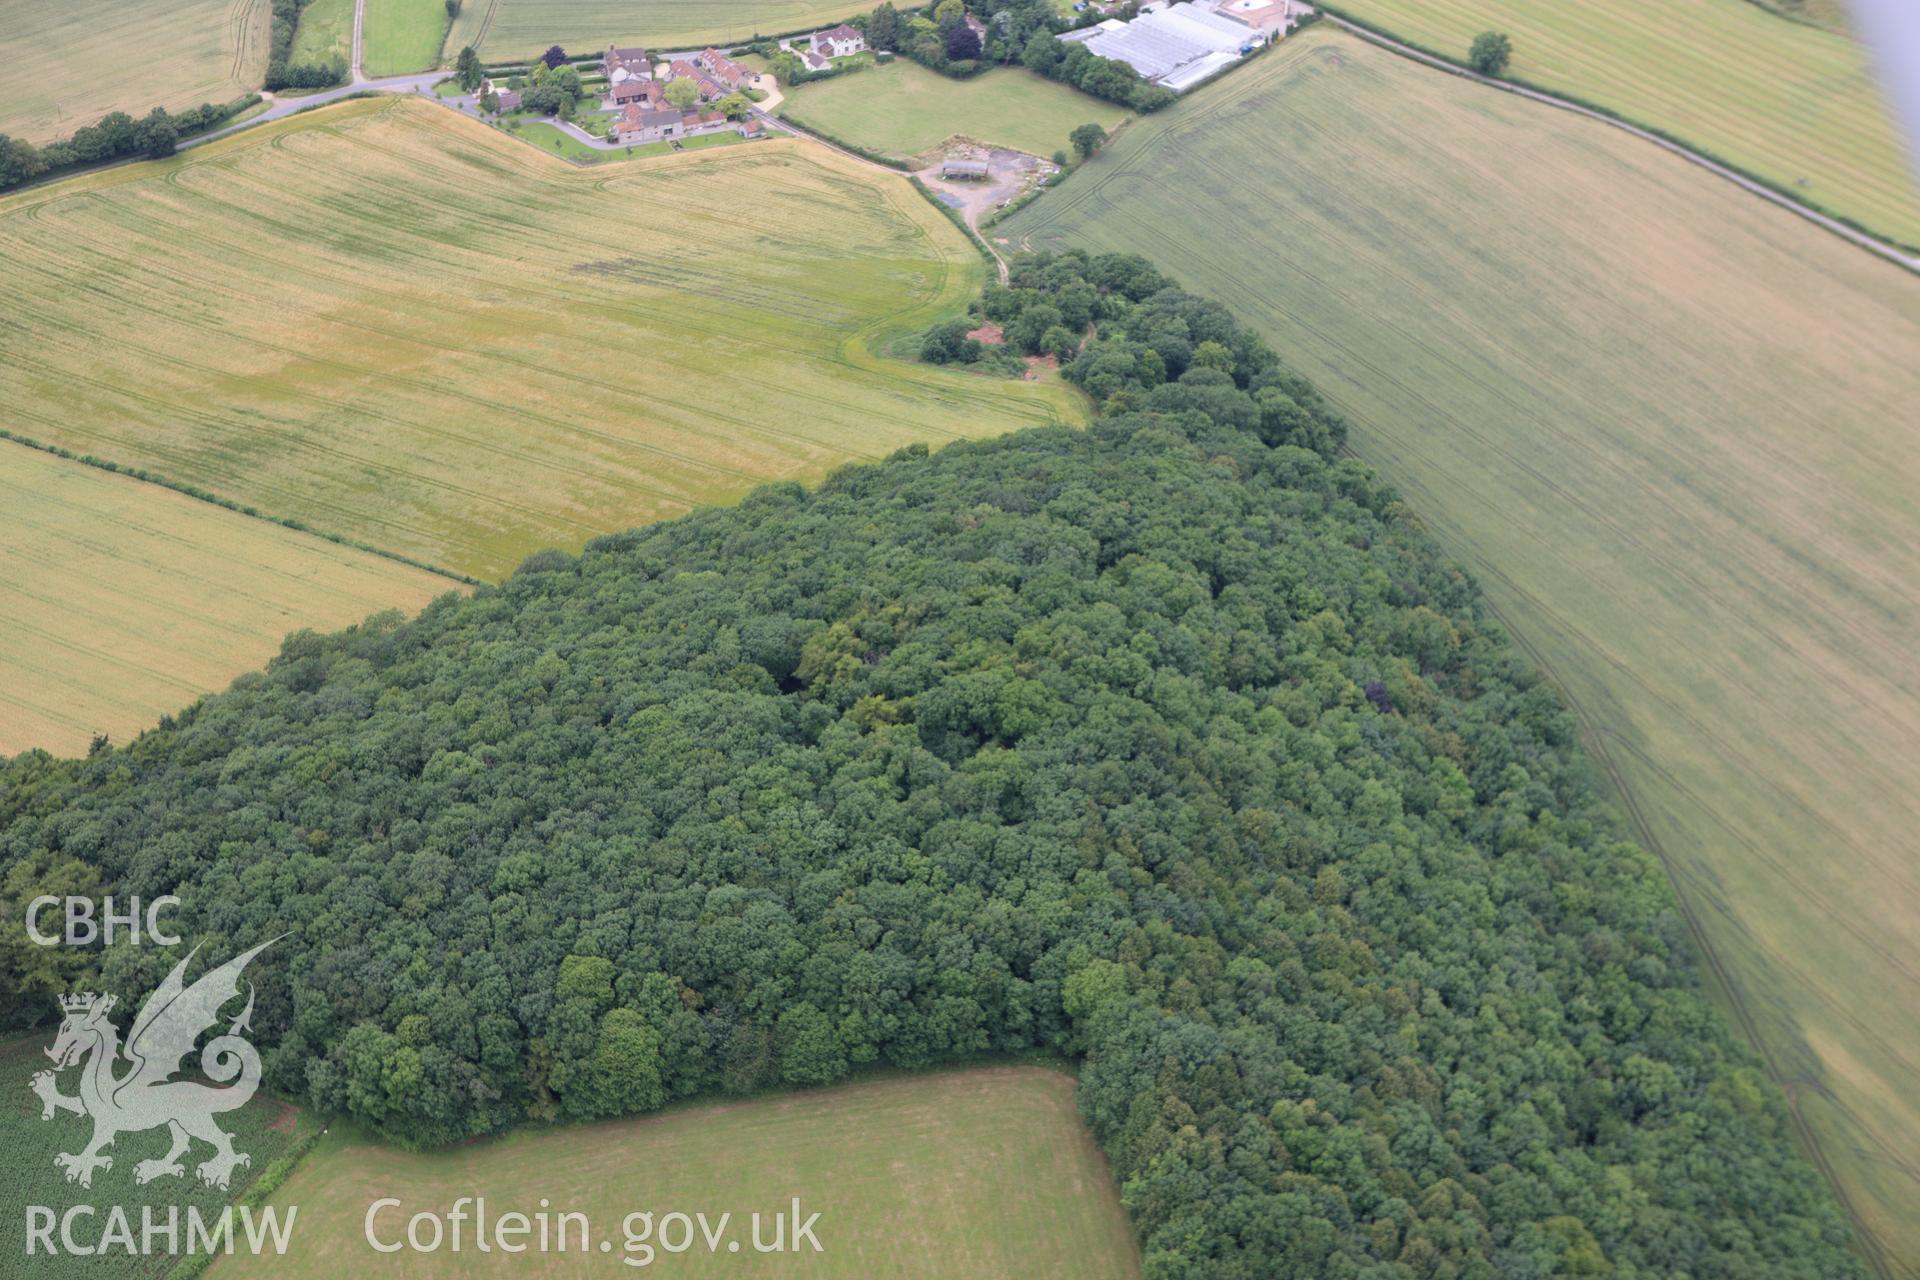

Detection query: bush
xmin=920 ymin=318 xmax=982 ymax=364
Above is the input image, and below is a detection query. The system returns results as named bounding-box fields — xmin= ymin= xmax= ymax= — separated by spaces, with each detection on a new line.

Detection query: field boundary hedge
xmin=776 ymin=111 xmax=913 ymax=168
xmin=0 ymin=430 xmax=479 ymax=586
xmin=163 ymin=1125 xmax=327 ymax=1280
xmin=1313 ymin=5 xmax=1920 ymax=264
xmin=908 ymin=175 xmax=1000 ymax=272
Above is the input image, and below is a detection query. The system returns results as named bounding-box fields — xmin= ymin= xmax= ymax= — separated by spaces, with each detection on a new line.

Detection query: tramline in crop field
xmin=0 ymin=98 xmax=1083 ymax=585
xmin=1007 ymin=28 xmax=1920 ymax=1271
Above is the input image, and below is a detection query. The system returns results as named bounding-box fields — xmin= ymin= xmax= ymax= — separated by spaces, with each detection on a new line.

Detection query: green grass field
xmin=289 ymin=0 xmax=355 ymax=67
xmin=0 ymin=97 xmax=1083 ymax=586
xmin=1326 ymin=0 xmax=1920 ymax=247
xmin=1007 ymin=27 xmax=1920 ymax=1275
xmin=2 ymin=1034 xmax=316 ymax=1279
xmin=0 ymin=0 xmax=269 ymax=143
xmin=363 ymin=0 xmax=454 ymax=75
xmin=211 ymin=1066 xmax=1137 ymax=1277
xmin=0 ymin=442 xmax=453 ymax=758
xmin=448 ymin=0 xmax=863 ymax=62
xmin=780 ymin=61 xmax=1128 ymax=160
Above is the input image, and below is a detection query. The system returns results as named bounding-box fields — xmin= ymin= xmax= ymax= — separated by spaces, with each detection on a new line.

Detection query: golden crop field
xmin=215 ymin=1066 xmax=1140 ymax=1278
xmin=449 ymin=0 xmax=863 ymax=61
xmin=1007 ymin=28 xmax=1920 ymax=1274
xmin=0 ymin=97 xmax=1083 ymax=583
xmin=0 ymin=443 xmax=451 ymax=758
xmin=0 ymin=0 xmax=270 ymax=143
xmin=1326 ymin=0 xmax=1920 ymax=247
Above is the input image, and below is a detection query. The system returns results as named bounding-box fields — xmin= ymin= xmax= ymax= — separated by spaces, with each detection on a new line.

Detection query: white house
xmin=811 ymin=24 xmax=867 ymax=58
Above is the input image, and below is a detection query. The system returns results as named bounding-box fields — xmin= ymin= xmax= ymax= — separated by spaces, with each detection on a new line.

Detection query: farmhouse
xmin=696 ymin=48 xmax=756 ymax=91
xmin=812 ymin=24 xmax=867 ymax=58
xmin=604 ymin=45 xmax=653 ymax=82
xmin=493 ymin=89 xmax=522 ymax=113
xmin=1057 ymin=0 xmax=1265 ymax=92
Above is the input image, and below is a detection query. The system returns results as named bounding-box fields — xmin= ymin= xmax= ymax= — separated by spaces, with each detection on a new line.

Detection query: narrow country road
xmin=183 ymin=73 xmax=447 ymax=150
xmin=1325 ymin=16 xmax=1920 ymax=275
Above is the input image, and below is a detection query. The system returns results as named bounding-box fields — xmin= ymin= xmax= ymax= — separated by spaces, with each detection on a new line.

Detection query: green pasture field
xmin=0 ymin=443 xmax=452 ymax=758
xmin=212 ymin=1066 xmax=1138 ymax=1277
xmin=363 ymin=0 xmax=454 ymax=75
xmin=1006 ymin=27 xmax=1920 ymax=1275
xmin=779 ymin=60 xmax=1128 ymax=160
xmin=0 ymin=97 xmax=1084 ymax=585
xmin=1325 ymin=0 xmax=1920 ymax=247
xmin=288 ymin=0 xmax=355 ymax=67
xmin=0 ymin=0 xmax=270 ymax=143
xmin=448 ymin=0 xmax=863 ymax=62
xmin=1 ymin=1034 xmax=316 ymax=1279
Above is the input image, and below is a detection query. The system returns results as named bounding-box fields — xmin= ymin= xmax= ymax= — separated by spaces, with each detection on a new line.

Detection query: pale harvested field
xmin=0 ymin=98 xmax=1083 ymax=582
xmin=1329 ymin=0 xmax=1920 ymax=247
xmin=214 ymin=1066 xmax=1140 ymax=1278
xmin=0 ymin=0 xmax=271 ymax=143
xmin=0 ymin=443 xmax=451 ymax=757
xmin=1008 ymin=28 xmax=1920 ymax=1274
xmin=449 ymin=0 xmax=863 ymax=61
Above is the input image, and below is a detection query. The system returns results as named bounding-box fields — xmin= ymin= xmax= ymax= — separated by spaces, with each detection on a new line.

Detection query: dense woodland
xmin=0 ymin=253 xmax=1862 ymax=1277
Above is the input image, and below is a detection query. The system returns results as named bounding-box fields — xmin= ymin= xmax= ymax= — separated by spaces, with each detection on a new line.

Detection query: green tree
xmin=1069 ymin=121 xmax=1107 ymax=160
xmin=456 ymin=45 xmax=484 ymax=92
xmin=778 ymin=1003 xmax=847 ymax=1085
xmin=1469 ymin=30 xmax=1512 ymax=75
xmin=920 ymin=318 xmax=981 ymax=364
xmin=868 ymin=1 xmax=902 ymax=51
xmin=715 ymin=92 xmax=751 ymax=119
xmin=582 ymin=1009 xmax=666 ymax=1116
xmin=664 ymin=77 xmax=702 ymax=109
xmin=0 ymin=132 xmax=49 ymax=189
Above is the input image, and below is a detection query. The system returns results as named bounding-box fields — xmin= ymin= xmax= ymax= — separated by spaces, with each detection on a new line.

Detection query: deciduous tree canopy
xmin=0 ymin=252 xmax=1861 ymax=1279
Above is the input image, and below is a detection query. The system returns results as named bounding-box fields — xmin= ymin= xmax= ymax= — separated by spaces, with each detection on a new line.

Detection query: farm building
xmin=606 ymin=79 xmax=661 ymax=109
xmin=613 ymin=105 xmax=684 ymax=144
xmin=942 ymin=157 xmax=991 ymax=180
xmin=1057 ymin=1 xmax=1265 ymax=91
xmin=696 ymin=48 xmax=756 ymax=91
xmin=667 ymin=58 xmax=728 ymax=102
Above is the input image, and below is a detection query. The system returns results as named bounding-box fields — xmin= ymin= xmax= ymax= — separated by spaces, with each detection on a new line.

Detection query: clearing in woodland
xmin=1007 ymin=27 xmax=1920 ymax=1274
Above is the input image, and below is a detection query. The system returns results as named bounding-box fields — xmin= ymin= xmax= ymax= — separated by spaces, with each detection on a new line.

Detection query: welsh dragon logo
xmin=31 ymin=938 xmax=278 ymax=1191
